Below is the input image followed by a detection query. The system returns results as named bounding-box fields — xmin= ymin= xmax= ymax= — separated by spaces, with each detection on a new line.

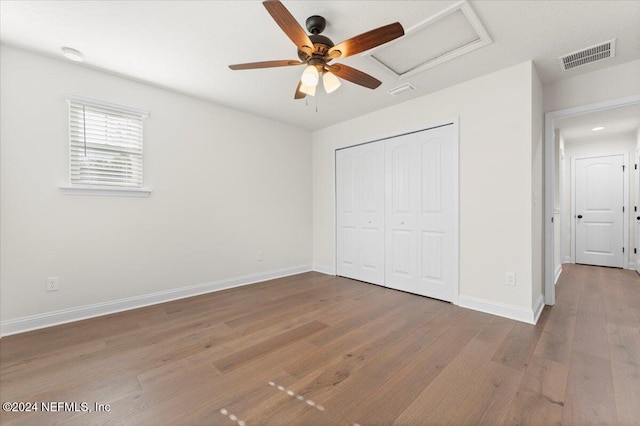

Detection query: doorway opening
xmin=545 ymin=96 xmax=640 ymax=305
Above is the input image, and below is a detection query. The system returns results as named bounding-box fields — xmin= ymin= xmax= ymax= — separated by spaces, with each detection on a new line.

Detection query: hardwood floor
xmin=1 ymin=264 xmax=639 ymax=425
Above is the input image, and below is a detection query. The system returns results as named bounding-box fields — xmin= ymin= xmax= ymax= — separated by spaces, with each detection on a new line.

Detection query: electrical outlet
xmin=505 ymin=272 xmax=516 ymax=286
xmin=46 ymin=276 xmax=59 ymax=292
xmin=257 ymin=251 xmax=263 ymax=261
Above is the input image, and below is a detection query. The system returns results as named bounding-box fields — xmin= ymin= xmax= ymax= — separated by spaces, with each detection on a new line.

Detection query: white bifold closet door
xmin=385 ymin=125 xmax=456 ymax=302
xmin=336 ymin=141 xmax=385 ymax=285
xmin=336 ymin=124 xmax=456 ymax=302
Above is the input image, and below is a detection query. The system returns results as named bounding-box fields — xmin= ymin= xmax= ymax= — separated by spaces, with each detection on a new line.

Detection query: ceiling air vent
xmin=388 ymin=83 xmax=417 ymax=96
xmin=559 ymin=39 xmax=616 ymax=71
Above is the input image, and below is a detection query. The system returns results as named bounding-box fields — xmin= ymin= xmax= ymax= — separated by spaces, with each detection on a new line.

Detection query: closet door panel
xmin=416 ymin=125 xmax=455 ymax=301
xmin=357 ymin=142 xmax=385 ymax=284
xmin=336 ymin=141 xmax=385 ymax=284
xmin=336 ymin=149 xmax=359 ymax=279
xmin=385 ymin=136 xmax=419 ymax=293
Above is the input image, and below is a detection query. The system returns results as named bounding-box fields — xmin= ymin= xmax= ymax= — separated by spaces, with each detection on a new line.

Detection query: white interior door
xmin=336 ymin=141 xmax=385 ymax=284
xmin=574 ymin=154 xmax=624 ymax=268
xmin=385 ymin=125 xmax=456 ymax=301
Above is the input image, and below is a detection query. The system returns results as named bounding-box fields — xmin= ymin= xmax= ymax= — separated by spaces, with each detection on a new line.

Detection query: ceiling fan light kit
xmin=299 ymin=82 xmax=316 ymax=96
xmin=301 ymin=65 xmax=319 ymax=87
xmin=322 ymin=71 xmax=341 ymax=94
xmin=229 ymin=0 xmax=404 ymax=100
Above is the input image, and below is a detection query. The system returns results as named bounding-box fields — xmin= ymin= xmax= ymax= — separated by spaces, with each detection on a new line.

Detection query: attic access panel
xmin=365 ymin=1 xmax=492 ymax=79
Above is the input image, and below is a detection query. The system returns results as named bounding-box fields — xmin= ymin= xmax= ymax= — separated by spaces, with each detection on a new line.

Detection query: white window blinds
xmin=68 ymin=97 xmax=147 ymax=187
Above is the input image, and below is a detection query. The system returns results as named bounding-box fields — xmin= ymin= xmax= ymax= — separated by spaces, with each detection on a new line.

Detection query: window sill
xmin=59 ymin=186 xmax=152 ymax=198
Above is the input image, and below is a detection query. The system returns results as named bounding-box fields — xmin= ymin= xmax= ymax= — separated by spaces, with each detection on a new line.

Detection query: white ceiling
xmin=557 ymin=104 xmax=640 ymax=142
xmin=1 ymin=1 xmax=639 ymax=130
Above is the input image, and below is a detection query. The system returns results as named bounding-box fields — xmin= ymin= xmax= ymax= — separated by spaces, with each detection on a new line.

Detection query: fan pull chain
xmin=303 ymin=94 xmax=318 ymax=113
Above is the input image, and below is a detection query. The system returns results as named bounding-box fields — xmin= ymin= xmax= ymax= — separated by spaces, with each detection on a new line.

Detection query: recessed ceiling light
xmin=61 ymin=47 xmax=83 ymax=62
xmin=591 ymin=126 xmax=605 ymax=131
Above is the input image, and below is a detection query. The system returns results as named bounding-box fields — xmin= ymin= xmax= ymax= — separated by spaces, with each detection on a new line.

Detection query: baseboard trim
xmin=312 ymin=264 xmax=334 ymax=275
xmin=554 ymin=264 xmax=562 ymax=285
xmin=533 ymin=294 xmax=545 ymax=323
xmin=458 ymin=294 xmax=541 ymax=324
xmin=564 ymin=256 xmax=571 ymax=263
xmin=0 ymin=264 xmax=312 ymax=337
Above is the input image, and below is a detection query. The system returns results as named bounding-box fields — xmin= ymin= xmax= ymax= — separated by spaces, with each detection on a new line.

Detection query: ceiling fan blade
xmin=263 ymin=0 xmax=314 ymax=53
xmin=327 ymin=64 xmax=382 ymax=89
xmin=294 ymin=81 xmax=306 ymax=99
xmin=229 ymin=60 xmax=304 ymax=70
xmin=328 ymin=22 xmax=404 ymax=59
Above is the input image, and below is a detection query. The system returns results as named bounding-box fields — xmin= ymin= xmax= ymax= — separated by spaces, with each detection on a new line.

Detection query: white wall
xmin=313 ymin=61 xmax=538 ymax=319
xmin=0 ymin=46 xmax=313 ymax=325
xmin=562 ymin=132 xmax=637 ymax=265
xmin=531 ymin=64 xmax=544 ymax=309
xmin=544 ymin=60 xmax=640 ymax=113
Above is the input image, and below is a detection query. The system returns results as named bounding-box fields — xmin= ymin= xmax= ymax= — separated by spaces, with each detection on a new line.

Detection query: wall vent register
xmin=559 ymin=39 xmax=616 ymax=71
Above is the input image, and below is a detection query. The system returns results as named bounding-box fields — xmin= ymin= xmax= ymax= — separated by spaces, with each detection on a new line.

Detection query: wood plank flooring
xmin=1 ymin=264 xmax=639 ymax=425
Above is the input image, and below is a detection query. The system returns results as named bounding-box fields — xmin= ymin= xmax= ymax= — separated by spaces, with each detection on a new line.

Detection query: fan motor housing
xmin=298 ymin=33 xmax=334 ymax=61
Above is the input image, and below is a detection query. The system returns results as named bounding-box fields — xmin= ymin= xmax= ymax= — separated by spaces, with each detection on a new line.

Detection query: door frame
xmin=569 ymin=152 xmax=629 ymax=268
xmin=544 ymin=95 xmax=640 ymax=305
xmin=636 ymin=149 xmax=640 ymax=274
xmin=334 ymin=118 xmax=460 ymax=305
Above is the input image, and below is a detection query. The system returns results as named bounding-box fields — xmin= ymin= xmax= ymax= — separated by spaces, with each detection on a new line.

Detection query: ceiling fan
xmin=229 ymin=0 xmax=404 ymax=99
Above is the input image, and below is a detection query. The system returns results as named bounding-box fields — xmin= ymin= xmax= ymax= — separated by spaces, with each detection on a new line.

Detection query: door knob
xmin=577 ymin=215 xmax=583 ymax=219
xmin=637 ymin=216 xmax=640 ymax=220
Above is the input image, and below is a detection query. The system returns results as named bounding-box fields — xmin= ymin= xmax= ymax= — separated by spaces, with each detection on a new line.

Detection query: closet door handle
xmin=577 ymin=215 xmax=583 ymax=219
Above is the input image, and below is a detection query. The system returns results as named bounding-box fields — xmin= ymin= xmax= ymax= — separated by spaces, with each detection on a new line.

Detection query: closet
xmin=336 ymin=124 xmax=457 ymax=302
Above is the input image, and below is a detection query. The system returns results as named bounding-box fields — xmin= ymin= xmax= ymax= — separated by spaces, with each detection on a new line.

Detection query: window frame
xmin=60 ymin=94 xmax=151 ymax=197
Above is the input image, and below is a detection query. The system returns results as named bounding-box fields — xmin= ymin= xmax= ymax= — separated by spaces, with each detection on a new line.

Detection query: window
xmin=67 ymin=95 xmax=148 ymax=190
